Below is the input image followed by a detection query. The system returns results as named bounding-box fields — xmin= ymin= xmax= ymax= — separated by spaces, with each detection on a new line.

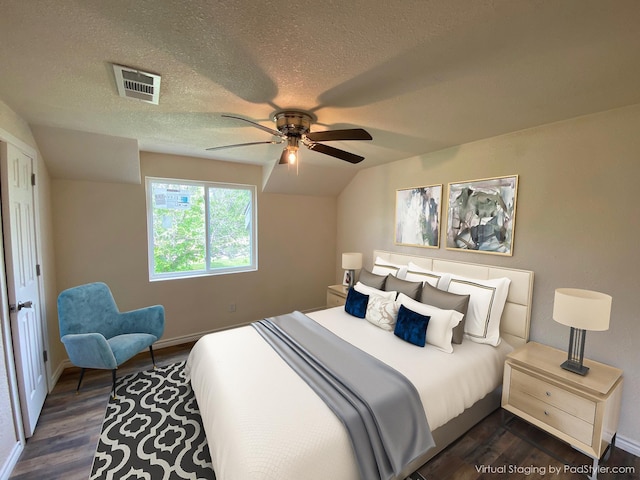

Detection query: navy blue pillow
xmin=344 ymin=287 xmax=368 ymax=318
xmin=394 ymin=304 xmax=430 ymax=347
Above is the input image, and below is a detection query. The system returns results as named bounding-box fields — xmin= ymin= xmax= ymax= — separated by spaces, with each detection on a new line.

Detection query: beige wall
xmin=337 ymin=103 xmax=640 ymax=448
xmin=51 ymin=152 xmax=337 ymax=344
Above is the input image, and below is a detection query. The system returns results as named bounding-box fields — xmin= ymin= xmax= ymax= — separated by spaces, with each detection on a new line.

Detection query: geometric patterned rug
xmin=89 ymin=362 xmax=216 ymax=480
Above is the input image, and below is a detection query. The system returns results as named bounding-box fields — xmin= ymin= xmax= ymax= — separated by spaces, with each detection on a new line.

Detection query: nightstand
xmin=326 ymin=284 xmax=349 ymax=307
xmin=502 ymin=342 xmax=623 ymax=479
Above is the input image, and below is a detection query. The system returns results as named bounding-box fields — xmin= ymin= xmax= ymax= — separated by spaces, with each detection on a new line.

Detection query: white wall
xmin=337 ymin=104 xmax=640 ymax=451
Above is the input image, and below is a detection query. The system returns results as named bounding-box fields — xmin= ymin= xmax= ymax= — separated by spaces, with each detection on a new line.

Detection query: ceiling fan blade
xmin=206 ymin=140 xmax=283 ymax=151
xmin=278 ymin=148 xmax=289 ymax=165
xmin=305 ymin=128 xmax=372 ymax=142
xmin=222 ymin=114 xmax=285 ymax=138
xmin=307 ymin=143 xmax=364 ymax=164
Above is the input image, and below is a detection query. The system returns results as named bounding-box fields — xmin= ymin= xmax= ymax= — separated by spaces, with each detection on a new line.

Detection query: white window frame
xmin=145 ymin=176 xmax=258 ymax=281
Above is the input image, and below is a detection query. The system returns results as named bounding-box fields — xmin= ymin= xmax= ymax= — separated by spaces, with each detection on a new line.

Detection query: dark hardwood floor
xmin=9 ymin=343 xmax=194 ymax=480
xmin=10 ymin=342 xmax=639 ymax=479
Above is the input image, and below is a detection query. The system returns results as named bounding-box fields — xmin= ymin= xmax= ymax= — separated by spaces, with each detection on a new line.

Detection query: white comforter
xmin=185 ymin=307 xmax=512 ymax=480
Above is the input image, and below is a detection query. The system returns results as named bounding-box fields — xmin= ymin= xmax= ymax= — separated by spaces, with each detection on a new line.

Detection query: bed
xmin=186 ymin=250 xmax=534 ymax=480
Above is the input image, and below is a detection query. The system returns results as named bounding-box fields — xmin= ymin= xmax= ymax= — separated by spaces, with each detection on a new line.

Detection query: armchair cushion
xmin=108 ymin=333 xmax=158 ymax=366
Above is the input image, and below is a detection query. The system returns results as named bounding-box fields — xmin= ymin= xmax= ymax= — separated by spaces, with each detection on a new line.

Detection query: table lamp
xmin=553 ymin=288 xmax=611 ymax=376
xmin=341 ymin=252 xmax=362 ymax=289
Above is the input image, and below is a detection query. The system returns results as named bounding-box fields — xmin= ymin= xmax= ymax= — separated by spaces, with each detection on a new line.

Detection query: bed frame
xmin=371 ymin=250 xmax=535 ymax=476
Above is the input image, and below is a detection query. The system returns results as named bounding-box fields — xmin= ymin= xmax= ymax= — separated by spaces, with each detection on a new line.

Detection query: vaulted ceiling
xmin=1 ymin=1 xmax=640 ymax=195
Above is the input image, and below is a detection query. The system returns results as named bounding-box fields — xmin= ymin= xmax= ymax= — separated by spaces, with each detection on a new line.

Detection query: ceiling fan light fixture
xmin=286 ymin=136 xmax=299 ymax=164
xmin=287 ymin=147 xmax=298 ymax=164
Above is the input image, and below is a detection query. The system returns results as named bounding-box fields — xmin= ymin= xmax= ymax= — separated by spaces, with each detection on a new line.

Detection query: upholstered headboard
xmin=372 ymin=250 xmax=534 ymax=347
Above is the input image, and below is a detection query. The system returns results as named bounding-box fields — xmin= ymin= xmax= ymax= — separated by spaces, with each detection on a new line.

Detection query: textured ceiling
xmin=1 ymin=0 xmax=640 ymax=194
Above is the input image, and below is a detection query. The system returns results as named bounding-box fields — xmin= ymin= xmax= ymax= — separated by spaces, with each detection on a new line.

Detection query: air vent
xmin=112 ymin=64 xmax=161 ymax=105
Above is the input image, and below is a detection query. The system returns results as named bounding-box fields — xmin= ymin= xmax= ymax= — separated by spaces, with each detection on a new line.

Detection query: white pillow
xmin=396 ymin=293 xmax=463 ymax=353
xmin=371 ymin=256 xmax=408 ymax=279
xmin=365 ymin=295 xmax=400 ymax=331
xmin=354 ymin=282 xmax=397 ymax=300
xmin=404 ymin=262 xmax=452 ymax=290
xmin=447 ymin=276 xmax=511 ymax=346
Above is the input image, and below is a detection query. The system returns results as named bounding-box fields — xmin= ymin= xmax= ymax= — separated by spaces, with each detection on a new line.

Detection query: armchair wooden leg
xmin=111 ymin=370 xmax=117 ymax=399
xmin=149 ymin=345 xmax=157 ymax=369
xmin=76 ymin=368 xmax=86 ymax=394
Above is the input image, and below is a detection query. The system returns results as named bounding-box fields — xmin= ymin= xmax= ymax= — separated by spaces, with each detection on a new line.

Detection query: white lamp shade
xmin=341 ymin=252 xmax=363 ymax=270
xmin=553 ymin=288 xmax=611 ymax=331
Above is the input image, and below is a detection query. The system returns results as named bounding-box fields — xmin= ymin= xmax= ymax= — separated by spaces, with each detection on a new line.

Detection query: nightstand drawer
xmin=327 ymin=290 xmax=346 ymax=307
xmin=509 ymin=388 xmax=594 ymax=445
xmin=511 ymin=369 xmax=596 ymax=424
xmin=327 ymin=285 xmax=348 ymax=307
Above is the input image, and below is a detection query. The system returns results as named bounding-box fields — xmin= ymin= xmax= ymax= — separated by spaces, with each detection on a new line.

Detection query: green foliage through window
xmin=146 ymin=178 xmax=257 ymax=279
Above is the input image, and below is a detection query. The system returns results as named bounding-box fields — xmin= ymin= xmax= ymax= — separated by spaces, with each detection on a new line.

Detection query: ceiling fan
xmin=207 ymin=110 xmax=373 ymax=165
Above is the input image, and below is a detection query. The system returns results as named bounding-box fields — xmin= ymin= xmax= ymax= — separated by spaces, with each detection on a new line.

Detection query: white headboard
xmin=373 ymin=250 xmax=534 ymax=347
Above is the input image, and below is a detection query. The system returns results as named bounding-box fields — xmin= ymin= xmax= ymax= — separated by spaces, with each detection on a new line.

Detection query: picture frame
xmin=446 ymin=175 xmax=518 ymax=256
xmin=395 ymin=184 xmax=443 ymax=248
xmin=342 ymin=270 xmax=352 ymax=287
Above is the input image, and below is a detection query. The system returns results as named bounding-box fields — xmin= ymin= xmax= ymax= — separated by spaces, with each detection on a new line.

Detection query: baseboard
xmin=153 ymin=322 xmax=253 ymax=350
xmin=49 ymin=359 xmax=71 ymax=392
xmin=616 ymin=433 xmax=640 ymax=458
xmin=0 ymin=442 xmax=23 ymax=480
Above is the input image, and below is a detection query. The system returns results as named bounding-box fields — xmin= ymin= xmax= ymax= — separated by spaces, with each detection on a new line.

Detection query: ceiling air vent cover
xmin=112 ymin=64 xmax=161 ymax=105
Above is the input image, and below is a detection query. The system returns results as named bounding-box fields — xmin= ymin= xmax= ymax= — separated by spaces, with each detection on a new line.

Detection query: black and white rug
xmin=90 ymin=361 xmax=215 ymax=480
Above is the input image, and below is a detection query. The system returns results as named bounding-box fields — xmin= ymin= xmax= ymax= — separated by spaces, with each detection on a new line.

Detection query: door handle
xmin=9 ymin=301 xmax=33 ymax=312
xmin=18 ymin=301 xmax=33 ymax=310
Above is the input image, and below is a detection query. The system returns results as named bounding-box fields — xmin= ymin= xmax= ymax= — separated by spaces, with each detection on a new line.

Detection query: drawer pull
xmin=544 ymin=410 xmax=550 ymax=416
xmin=546 ymin=391 xmax=551 ymax=397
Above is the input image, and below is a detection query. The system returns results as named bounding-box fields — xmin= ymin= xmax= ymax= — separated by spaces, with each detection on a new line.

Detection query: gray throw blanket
xmin=252 ymin=311 xmax=434 ymax=480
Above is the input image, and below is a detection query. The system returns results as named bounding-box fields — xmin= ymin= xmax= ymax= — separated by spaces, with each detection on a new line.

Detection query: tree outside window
xmin=146 ymin=178 xmax=257 ymax=280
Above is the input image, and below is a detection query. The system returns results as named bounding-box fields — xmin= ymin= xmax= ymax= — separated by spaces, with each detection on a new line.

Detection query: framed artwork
xmin=395 ymin=184 xmax=442 ymax=248
xmin=446 ymin=175 xmax=518 ymax=256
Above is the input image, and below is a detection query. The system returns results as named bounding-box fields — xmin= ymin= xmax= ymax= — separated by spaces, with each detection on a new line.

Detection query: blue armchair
xmin=58 ymin=282 xmax=165 ymax=397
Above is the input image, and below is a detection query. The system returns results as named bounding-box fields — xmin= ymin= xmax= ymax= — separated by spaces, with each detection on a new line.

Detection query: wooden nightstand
xmin=326 ymin=284 xmax=348 ymax=307
xmin=502 ymin=342 xmax=623 ymax=479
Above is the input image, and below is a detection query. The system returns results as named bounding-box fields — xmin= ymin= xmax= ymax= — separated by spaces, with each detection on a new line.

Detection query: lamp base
xmin=560 ymin=360 xmax=590 ymax=376
xmin=561 ymin=327 xmax=589 ymax=376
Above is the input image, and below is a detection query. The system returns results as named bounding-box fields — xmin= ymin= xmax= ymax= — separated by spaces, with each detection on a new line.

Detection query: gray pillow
xmin=385 ymin=275 xmax=422 ymax=300
xmin=358 ymin=269 xmax=387 ymax=290
xmin=420 ymin=282 xmax=470 ymax=344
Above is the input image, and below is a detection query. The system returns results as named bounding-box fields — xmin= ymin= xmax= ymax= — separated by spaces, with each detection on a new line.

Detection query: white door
xmin=0 ymin=142 xmax=47 ymax=437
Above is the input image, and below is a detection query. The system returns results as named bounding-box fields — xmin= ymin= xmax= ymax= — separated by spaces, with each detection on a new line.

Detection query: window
xmin=146 ymin=177 xmax=257 ymax=280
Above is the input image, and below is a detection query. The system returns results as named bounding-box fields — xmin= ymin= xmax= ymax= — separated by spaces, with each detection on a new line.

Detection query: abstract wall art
xmin=446 ymin=175 xmax=518 ymax=255
xmin=395 ymin=184 xmax=442 ymax=248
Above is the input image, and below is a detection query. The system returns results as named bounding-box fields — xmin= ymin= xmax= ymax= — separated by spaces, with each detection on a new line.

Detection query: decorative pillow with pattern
xmin=365 ymin=295 xmax=400 ymax=331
